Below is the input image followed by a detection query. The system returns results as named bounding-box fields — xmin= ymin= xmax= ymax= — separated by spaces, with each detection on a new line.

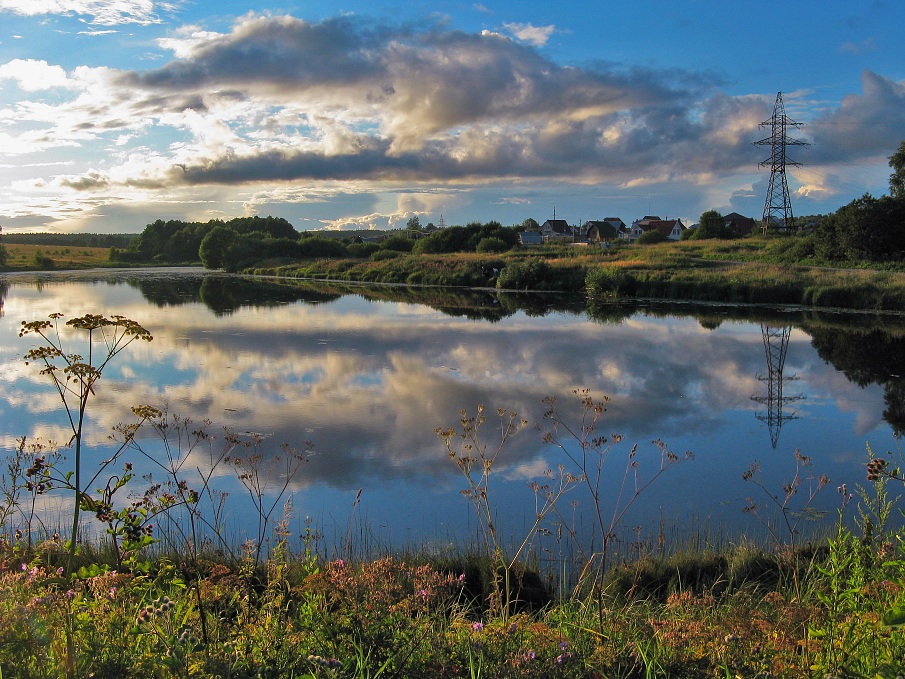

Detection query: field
xmin=2 ymin=243 xmax=113 ymax=270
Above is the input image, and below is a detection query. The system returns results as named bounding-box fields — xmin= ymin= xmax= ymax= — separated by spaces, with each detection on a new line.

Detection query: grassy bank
xmin=254 ymin=238 xmax=905 ymax=313
xmin=2 ymin=503 xmax=904 ymax=678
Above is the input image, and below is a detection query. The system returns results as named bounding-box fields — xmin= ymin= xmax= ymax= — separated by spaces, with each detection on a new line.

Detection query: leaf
xmin=881 ymin=604 xmax=905 ymax=629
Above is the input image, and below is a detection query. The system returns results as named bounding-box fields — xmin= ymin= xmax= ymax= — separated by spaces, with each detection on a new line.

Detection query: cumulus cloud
xmin=808 ymin=71 xmax=905 ymax=160
xmin=3 ymin=12 xmax=903 ymax=231
xmin=0 ymin=59 xmax=74 ymax=91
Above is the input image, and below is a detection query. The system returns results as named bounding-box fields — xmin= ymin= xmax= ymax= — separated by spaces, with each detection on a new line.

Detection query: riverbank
xmin=251 ymin=238 xmax=905 ymax=313
xmin=1 ymin=515 xmax=903 ymax=678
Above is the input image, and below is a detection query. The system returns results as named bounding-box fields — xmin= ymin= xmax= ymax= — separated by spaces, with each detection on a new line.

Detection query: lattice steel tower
xmin=755 ymin=92 xmax=807 ymax=235
xmin=751 ymin=325 xmax=804 ymax=449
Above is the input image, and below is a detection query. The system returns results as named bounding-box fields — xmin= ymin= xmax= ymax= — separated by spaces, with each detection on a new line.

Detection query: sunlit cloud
xmin=502 ymin=22 xmax=555 ymax=47
xmin=0 ymin=0 xmax=179 ymax=26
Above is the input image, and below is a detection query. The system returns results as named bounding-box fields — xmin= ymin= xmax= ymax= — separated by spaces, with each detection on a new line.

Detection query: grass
xmin=252 ymin=237 xmax=905 ymax=313
xmin=1 ymin=244 xmax=115 ymax=270
xmin=1 ymin=515 xmax=903 ymax=678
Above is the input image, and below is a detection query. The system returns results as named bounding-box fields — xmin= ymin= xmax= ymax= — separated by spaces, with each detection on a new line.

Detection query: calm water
xmin=1 ymin=268 xmax=902 ymax=559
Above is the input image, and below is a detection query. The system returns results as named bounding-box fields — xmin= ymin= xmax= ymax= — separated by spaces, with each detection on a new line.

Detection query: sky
xmin=0 ymin=1 xmax=903 ymax=234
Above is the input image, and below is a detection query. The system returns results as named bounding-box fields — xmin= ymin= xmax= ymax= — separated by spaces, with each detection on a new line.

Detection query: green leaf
xmin=76 ymin=563 xmax=109 ymax=578
xmin=881 ymin=604 xmax=905 ymax=629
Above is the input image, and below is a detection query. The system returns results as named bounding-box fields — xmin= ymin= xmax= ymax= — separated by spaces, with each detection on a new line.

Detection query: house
xmin=518 ymin=231 xmax=543 ymax=246
xmin=539 ymin=219 xmax=573 ymax=241
xmin=629 ymin=216 xmax=687 ymax=241
xmin=581 ymin=220 xmax=621 ymax=244
xmin=722 ymin=212 xmax=757 ymax=237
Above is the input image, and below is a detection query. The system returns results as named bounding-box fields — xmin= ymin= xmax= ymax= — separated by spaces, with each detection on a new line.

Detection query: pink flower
xmin=472 ymin=622 xmax=484 ymax=632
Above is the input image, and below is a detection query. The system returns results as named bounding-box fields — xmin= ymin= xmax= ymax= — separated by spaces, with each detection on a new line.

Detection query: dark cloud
xmin=809 ymin=70 xmax=905 ymax=161
xmin=98 ymin=14 xmax=902 ymax=198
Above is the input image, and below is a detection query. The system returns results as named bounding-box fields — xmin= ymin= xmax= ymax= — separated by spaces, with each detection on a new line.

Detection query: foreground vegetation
xmin=2 ymin=312 xmax=905 ymax=678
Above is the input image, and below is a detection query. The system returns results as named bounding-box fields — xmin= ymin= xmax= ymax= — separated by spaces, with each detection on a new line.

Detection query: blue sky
xmin=0 ymin=0 xmax=903 ymax=233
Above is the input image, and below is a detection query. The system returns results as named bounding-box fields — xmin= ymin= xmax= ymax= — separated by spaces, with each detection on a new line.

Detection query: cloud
xmin=3 ymin=13 xmax=903 ymax=231
xmin=0 ymin=0 xmax=179 ymax=26
xmin=808 ymin=71 xmax=905 ymax=160
xmin=0 ymin=59 xmax=74 ymax=91
xmin=502 ymin=22 xmax=555 ymax=47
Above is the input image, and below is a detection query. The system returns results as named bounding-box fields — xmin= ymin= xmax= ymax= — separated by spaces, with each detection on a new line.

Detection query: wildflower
xmin=419 ymin=588 xmax=428 ymax=600
xmin=472 ymin=622 xmax=484 ymax=632
xmin=508 ymin=622 xmax=517 ymax=633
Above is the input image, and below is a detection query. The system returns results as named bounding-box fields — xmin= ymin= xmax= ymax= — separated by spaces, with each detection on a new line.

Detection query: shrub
xmin=476 ymin=237 xmax=509 ymax=254
xmin=586 ymin=266 xmax=632 ymax=298
xmin=496 ymin=260 xmax=550 ymax=290
xmin=370 ymin=249 xmax=402 ymax=261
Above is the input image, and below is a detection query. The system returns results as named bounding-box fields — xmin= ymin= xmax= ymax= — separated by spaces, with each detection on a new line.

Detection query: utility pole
xmin=755 ymin=92 xmax=807 ymax=235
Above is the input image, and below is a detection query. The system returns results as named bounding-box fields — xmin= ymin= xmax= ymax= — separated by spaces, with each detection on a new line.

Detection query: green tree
xmin=815 ymin=193 xmax=905 ymax=262
xmin=522 ymin=217 xmax=540 ymax=231
xmin=890 ymin=139 xmax=905 ymax=199
xmin=692 ymin=210 xmax=728 ymax=240
xmin=0 ymin=226 xmax=7 ymax=266
xmin=406 ymin=215 xmax=422 ymax=232
xmin=199 ymin=226 xmax=237 ymax=269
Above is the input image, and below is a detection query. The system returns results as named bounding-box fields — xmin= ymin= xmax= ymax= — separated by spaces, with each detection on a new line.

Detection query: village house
xmin=628 ymin=216 xmax=687 ymax=241
xmin=539 ymin=219 xmax=573 ymax=241
xmin=722 ymin=212 xmax=758 ymax=237
xmin=580 ymin=219 xmax=625 ymax=244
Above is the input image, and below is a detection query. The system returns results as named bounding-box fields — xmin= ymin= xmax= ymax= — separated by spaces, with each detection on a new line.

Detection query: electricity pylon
xmin=751 ymin=324 xmax=804 ymax=449
xmin=755 ymin=92 xmax=808 ymax=235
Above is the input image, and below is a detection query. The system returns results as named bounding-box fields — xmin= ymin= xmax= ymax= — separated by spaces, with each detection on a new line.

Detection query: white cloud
xmin=502 ymin=22 xmax=555 ymax=47
xmin=0 ymin=0 xmax=179 ymax=26
xmin=0 ymin=59 xmax=74 ymax=91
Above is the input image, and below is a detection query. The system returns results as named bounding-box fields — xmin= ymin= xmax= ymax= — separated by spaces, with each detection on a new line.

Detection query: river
xmin=1 ymin=267 xmax=901 ymax=566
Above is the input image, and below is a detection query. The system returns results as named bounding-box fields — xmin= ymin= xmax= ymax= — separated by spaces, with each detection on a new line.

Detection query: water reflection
xmin=750 ymin=325 xmax=804 ymax=449
xmin=1 ymin=269 xmax=902 ymax=549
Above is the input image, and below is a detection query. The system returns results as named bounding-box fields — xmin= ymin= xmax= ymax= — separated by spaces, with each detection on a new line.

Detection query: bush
xmin=496 ymin=260 xmax=550 ymax=290
xmin=380 ymin=235 xmax=415 ymax=253
xmin=32 ymin=250 xmax=55 ymax=270
xmin=637 ymin=230 xmax=668 ymax=245
xmin=476 ymin=237 xmax=509 ymax=253
xmin=586 ymin=266 xmax=633 ymax=298
xmin=370 ymin=249 xmax=402 ymax=261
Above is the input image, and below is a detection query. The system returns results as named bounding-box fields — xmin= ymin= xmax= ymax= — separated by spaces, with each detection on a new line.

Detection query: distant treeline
xmin=2 ymin=233 xmax=135 ymax=248
xmin=116 ymin=216 xmax=520 ymax=271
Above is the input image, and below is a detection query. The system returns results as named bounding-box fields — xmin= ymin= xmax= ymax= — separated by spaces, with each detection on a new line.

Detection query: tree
xmin=522 ymin=218 xmax=540 ymax=231
xmin=890 ymin=139 xmax=905 ymax=199
xmin=692 ymin=210 xmax=728 ymax=240
xmin=0 ymin=226 xmax=7 ymax=267
xmin=815 ymin=193 xmax=905 ymax=262
xmin=199 ymin=226 xmax=237 ymax=269
xmin=406 ymin=216 xmax=422 ymax=232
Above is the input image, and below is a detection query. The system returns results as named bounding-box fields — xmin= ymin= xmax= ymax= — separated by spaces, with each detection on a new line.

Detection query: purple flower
xmin=472 ymin=622 xmax=484 ymax=632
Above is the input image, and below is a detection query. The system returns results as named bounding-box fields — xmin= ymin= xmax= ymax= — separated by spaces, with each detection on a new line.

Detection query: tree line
xmin=115 ymin=215 xmax=522 ymax=272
